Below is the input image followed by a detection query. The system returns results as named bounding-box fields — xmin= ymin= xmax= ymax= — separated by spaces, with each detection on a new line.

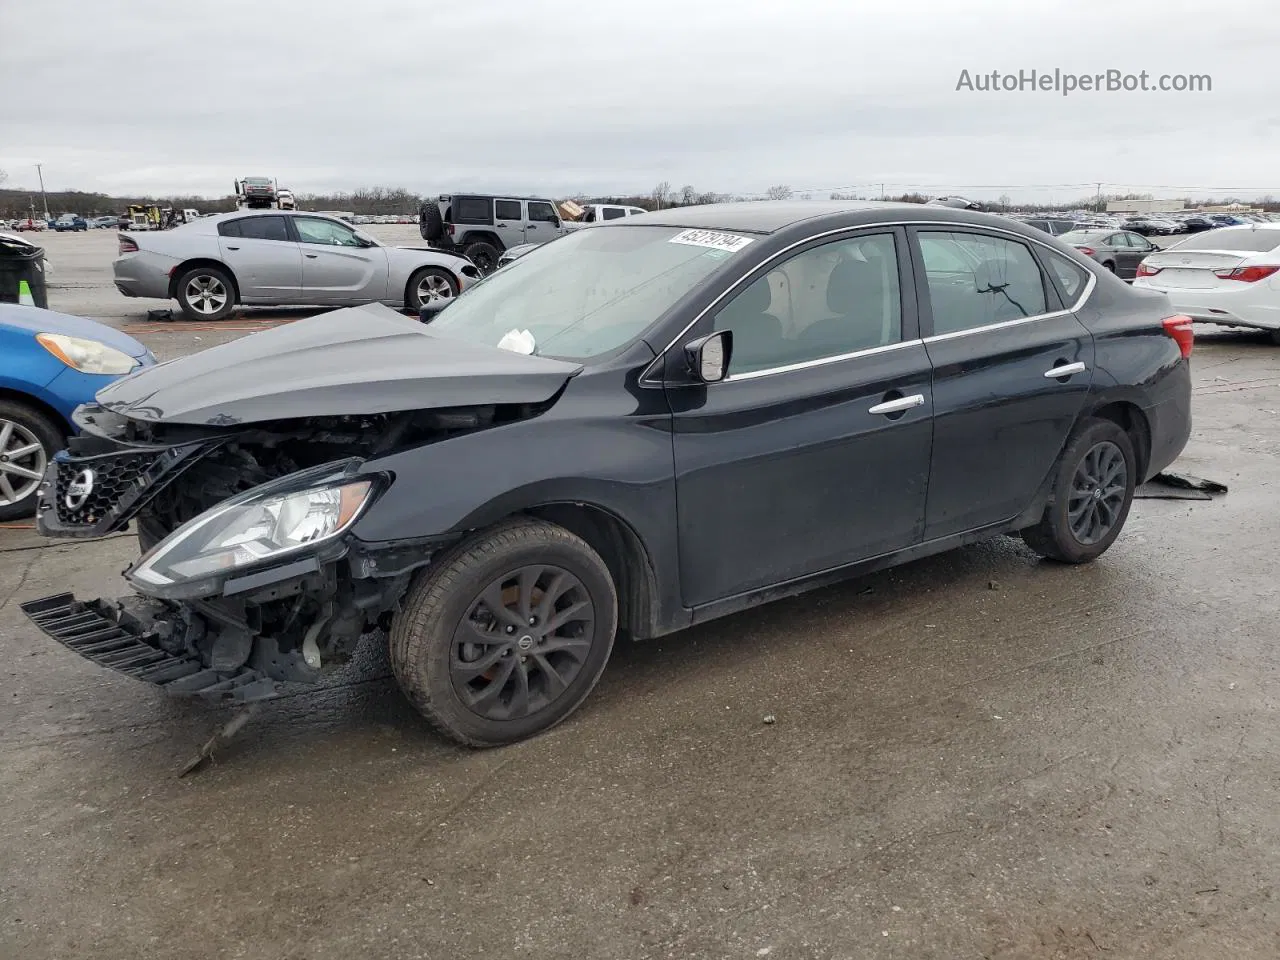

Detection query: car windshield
xmin=1169 ymin=229 xmax=1280 ymax=253
xmin=426 ymin=226 xmax=751 ymax=359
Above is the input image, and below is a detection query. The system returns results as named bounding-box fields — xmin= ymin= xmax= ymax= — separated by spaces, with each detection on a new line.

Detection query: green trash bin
xmin=0 ymin=234 xmax=50 ymax=309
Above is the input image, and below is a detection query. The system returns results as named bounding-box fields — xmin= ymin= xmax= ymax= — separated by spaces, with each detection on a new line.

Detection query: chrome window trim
xmin=642 ymin=219 xmax=1098 ymax=384
xmin=724 ymin=338 xmax=922 ymax=382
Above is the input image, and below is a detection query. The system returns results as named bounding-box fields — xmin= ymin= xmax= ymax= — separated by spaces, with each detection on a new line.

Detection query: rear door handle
xmin=496 ymin=222 xmax=508 ymax=227
xmin=1044 ymin=361 xmax=1087 ymax=378
xmin=868 ymin=394 xmax=925 ymax=416
xmin=305 ymin=253 xmax=318 ymax=259
xmin=527 ymin=225 xmax=538 ymax=230
xmin=225 ymin=245 xmax=240 ymax=250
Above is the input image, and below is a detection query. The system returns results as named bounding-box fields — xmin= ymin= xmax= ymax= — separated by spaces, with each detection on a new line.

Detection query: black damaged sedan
xmin=23 ymin=201 xmax=1193 ymax=747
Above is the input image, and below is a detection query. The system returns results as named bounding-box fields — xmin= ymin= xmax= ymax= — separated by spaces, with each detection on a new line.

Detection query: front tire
xmin=1021 ymin=418 xmax=1137 ymax=564
xmin=174 ymin=265 xmax=235 ymax=321
xmin=0 ymin=401 xmax=62 ymax=521
xmin=406 ymin=267 xmax=459 ymax=311
xmin=390 ymin=518 xmax=618 ymax=747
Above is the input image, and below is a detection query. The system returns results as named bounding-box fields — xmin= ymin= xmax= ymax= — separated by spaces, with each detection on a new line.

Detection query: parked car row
xmin=5 ymin=214 xmax=125 ymax=232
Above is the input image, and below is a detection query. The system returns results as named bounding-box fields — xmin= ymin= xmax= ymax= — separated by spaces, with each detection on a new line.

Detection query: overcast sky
xmin=3 ymin=0 xmax=1278 ymax=204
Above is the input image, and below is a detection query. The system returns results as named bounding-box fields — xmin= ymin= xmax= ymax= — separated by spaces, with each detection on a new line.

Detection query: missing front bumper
xmin=20 ymin=593 xmax=278 ymax=703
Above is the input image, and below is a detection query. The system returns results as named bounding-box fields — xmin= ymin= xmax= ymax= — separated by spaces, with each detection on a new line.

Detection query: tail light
xmin=446 ymin=223 xmax=455 ymax=236
xmin=1212 ymin=264 xmax=1279 ymax=282
xmin=1162 ymin=314 xmax=1194 ymax=359
xmin=118 ymin=235 xmax=138 ymax=254
xmin=1136 ymin=263 xmax=1162 ymax=277
xmin=1075 ymin=246 xmax=1095 ymax=256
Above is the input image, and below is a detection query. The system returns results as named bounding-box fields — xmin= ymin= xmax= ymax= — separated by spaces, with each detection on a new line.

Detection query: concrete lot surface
xmin=1 ymin=228 xmax=1277 ymax=959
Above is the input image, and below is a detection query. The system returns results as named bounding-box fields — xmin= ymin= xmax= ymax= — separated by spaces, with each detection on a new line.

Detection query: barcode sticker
xmin=668 ymin=229 xmax=754 ymax=252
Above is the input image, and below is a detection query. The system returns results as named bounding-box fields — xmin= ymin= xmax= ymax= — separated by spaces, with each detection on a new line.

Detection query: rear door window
xmin=221 ymin=216 xmax=288 ymax=241
xmin=494 ymin=200 xmax=522 ymax=221
xmin=917 ymin=231 xmax=1049 ymax=335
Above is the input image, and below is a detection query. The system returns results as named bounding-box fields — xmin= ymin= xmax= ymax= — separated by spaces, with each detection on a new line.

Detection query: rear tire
xmin=462 ymin=241 xmax=501 ymax=276
xmin=174 ymin=265 xmax=235 ymax=321
xmin=1022 ymin=418 xmax=1137 ymax=564
xmin=0 ymin=401 xmax=62 ymax=521
xmin=389 ymin=518 xmax=618 ymax=747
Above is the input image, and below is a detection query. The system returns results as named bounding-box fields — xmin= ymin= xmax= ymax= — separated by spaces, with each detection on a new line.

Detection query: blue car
xmin=0 ymin=304 xmax=155 ymax=519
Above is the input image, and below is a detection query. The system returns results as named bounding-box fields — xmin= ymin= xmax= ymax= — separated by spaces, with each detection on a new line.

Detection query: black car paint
xmin=95 ymin=304 xmax=583 ymax=424
xmin=31 ymin=202 xmax=1192 ymax=688
xmin=344 ymin=204 xmax=1190 ymax=638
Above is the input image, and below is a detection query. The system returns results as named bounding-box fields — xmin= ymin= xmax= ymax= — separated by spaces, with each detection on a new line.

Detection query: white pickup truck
xmin=563 ymin=203 xmax=649 ymax=229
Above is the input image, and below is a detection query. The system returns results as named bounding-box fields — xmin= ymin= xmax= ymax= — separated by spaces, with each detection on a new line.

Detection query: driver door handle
xmin=225 ymin=245 xmax=239 ymax=250
xmin=305 ymin=253 xmax=318 ymax=258
xmin=1044 ymin=361 xmax=1087 ymax=378
xmin=868 ymin=394 xmax=925 ymax=416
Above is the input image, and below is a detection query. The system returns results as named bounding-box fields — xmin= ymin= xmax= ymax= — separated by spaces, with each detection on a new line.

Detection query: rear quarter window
xmin=452 ymin=197 xmax=493 ymax=224
xmin=1042 ymin=250 xmax=1091 ymax=303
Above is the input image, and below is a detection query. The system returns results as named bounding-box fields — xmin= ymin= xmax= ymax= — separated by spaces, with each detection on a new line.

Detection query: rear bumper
xmin=1144 ymin=363 xmax=1193 ymax=480
xmin=1132 ymin=280 xmax=1280 ymax=331
xmin=21 ymin=593 xmax=278 ymax=703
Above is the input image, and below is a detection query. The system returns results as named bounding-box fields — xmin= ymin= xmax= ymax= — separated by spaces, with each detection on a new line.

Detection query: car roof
xmin=630 ymin=199 xmax=1025 ymax=235
xmin=181 ymin=210 xmax=349 ymax=232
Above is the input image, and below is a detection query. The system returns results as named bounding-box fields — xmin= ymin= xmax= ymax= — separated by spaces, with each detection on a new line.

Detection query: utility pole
xmin=880 ymin=183 xmax=885 ymax=200
xmin=1095 ymin=181 xmax=1103 ymax=213
xmin=35 ymin=163 xmax=49 ymax=220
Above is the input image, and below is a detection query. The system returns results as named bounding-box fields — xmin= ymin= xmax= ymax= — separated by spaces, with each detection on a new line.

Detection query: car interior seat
xmin=716 ymin=277 xmax=784 ymax=372
xmin=800 ymin=256 xmax=892 ymax=356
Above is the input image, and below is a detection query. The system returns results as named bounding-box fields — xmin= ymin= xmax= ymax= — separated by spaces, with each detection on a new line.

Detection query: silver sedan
xmin=113 ymin=211 xmax=480 ymax=320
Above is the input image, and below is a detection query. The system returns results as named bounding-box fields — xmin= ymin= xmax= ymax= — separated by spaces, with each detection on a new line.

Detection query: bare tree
xmin=765 ymin=184 xmax=793 ymax=200
xmin=679 ymin=184 xmax=697 ymax=206
xmin=997 ymin=194 xmax=1012 ymax=210
xmin=0 ymin=169 xmax=7 ymax=186
xmin=651 ymin=181 xmax=672 ymax=209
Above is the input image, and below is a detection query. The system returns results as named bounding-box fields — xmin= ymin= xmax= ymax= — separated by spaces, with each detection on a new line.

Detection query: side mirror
xmin=684 ymin=330 xmax=733 ymax=383
xmin=418 ymin=301 xmax=452 ymax=323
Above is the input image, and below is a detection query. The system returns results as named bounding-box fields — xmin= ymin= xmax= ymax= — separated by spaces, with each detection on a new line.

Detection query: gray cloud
xmin=2 ymin=0 xmax=1277 ymax=203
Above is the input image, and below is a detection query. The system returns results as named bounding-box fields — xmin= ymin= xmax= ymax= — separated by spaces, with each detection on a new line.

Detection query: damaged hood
xmin=95 ymin=303 xmax=583 ymax=425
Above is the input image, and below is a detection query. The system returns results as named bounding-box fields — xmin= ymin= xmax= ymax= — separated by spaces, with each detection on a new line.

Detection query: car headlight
xmin=36 ymin=333 xmax=138 ymax=375
xmin=128 ymin=460 xmax=379 ymax=591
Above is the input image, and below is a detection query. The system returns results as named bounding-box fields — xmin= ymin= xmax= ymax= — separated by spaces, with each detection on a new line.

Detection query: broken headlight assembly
xmin=127 ymin=459 xmax=383 ymax=598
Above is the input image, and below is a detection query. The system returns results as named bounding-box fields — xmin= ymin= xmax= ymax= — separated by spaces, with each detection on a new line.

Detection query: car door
xmin=493 ymin=199 xmax=526 ymax=248
xmin=216 ymin=215 xmax=303 ymax=301
xmin=526 ymin=200 xmax=563 ymax=242
xmin=292 ymin=215 xmax=388 ymax=303
xmin=1121 ymin=231 xmax=1157 ymax=279
xmin=911 ymin=227 xmax=1095 ymax=541
xmin=667 ymin=228 xmax=934 ymax=607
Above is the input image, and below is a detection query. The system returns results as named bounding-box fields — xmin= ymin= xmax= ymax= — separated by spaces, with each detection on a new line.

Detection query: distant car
xmin=1021 ymin=217 xmax=1094 ymax=236
xmin=88 ymin=216 xmax=119 ymax=229
xmin=51 ymin=215 xmax=88 ymax=232
xmin=0 ymin=303 xmax=154 ymax=519
xmin=1057 ymin=229 xmax=1159 ymax=280
xmin=13 ymin=218 xmax=46 ymax=232
xmin=1121 ymin=217 xmax=1178 ymax=237
xmin=113 ymin=210 xmax=481 ymax=321
xmin=1209 ymin=214 xmax=1248 ymax=227
xmin=1134 ymin=224 xmax=1280 ymax=341
xmin=418 ymin=194 xmax=570 ymax=275
xmin=1180 ymin=215 xmax=1217 ymax=233
xmin=564 ymin=204 xmax=649 ymax=230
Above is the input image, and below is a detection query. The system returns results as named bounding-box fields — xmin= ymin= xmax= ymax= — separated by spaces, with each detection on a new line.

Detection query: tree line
xmin=4 ymin=174 xmax=1279 ymax=220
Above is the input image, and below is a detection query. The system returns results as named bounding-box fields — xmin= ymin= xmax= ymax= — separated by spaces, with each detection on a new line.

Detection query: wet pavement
xmin=1 ymin=232 xmax=1278 ymax=958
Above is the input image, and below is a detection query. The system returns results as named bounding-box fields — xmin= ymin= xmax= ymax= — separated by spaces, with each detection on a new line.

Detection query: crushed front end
xmin=22 ymin=405 xmax=462 ymax=705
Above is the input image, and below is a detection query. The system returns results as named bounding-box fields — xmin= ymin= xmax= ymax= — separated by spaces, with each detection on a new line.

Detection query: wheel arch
xmin=167 ymin=258 xmax=241 ymax=303
xmin=403 ymin=264 xmax=460 ymax=308
xmin=1085 ymin=399 xmax=1152 ymax=480
xmin=458 ymin=230 xmax=505 ymax=252
xmin=0 ymin=387 xmax=72 ymax=436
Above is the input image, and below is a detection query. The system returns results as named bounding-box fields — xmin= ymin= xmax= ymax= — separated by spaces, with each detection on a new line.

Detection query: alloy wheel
xmin=417 ymin=273 xmax=454 ymax=304
xmin=0 ymin=420 xmax=48 ymax=507
xmin=1067 ymin=440 xmax=1127 ymax=545
xmin=185 ymin=275 xmax=228 ymax=315
xmin=451 ymin=564 xmax=596 ymax=721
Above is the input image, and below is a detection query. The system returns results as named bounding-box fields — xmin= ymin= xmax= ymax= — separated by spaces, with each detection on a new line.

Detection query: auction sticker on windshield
xmin=668 ymin=229 xmax=754 ymax=252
